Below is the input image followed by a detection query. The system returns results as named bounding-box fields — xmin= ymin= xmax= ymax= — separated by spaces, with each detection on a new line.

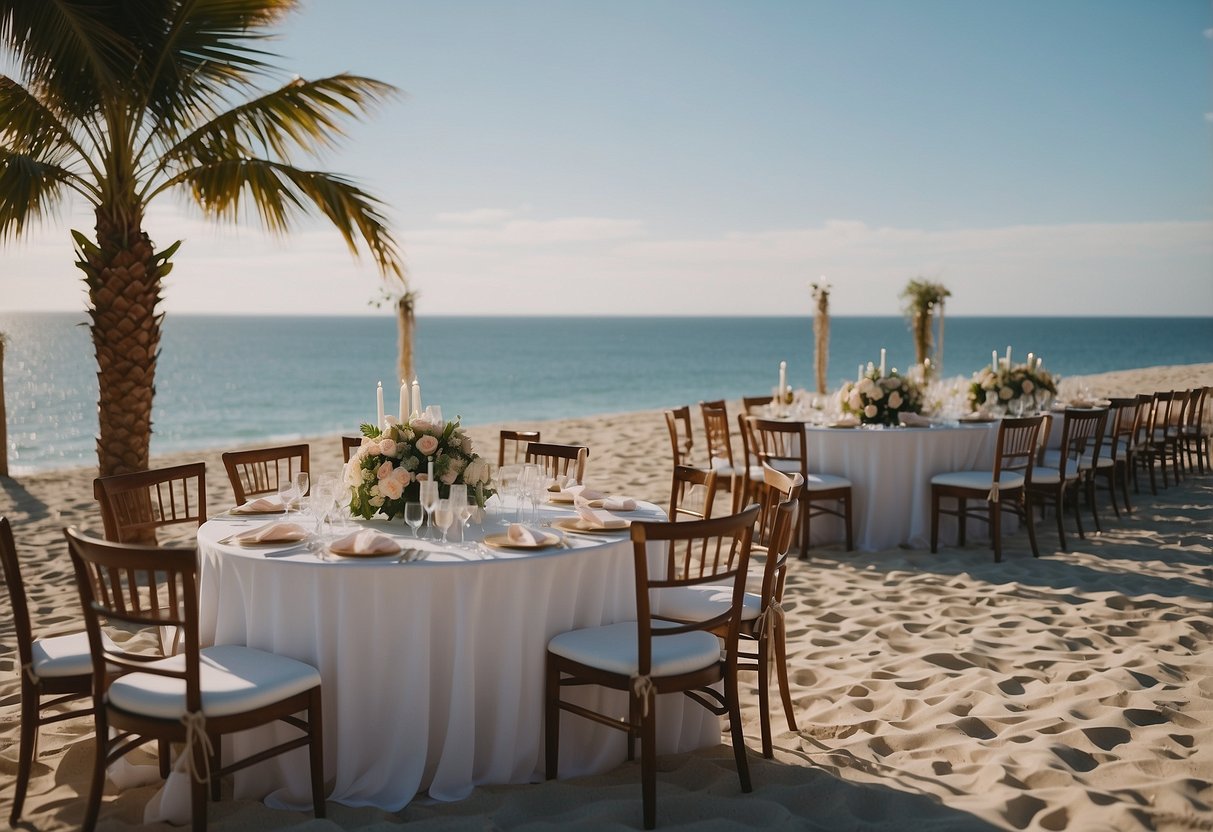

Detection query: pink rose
xmin=863 ymin=404 xmax=878 ymax=419
xmin=389 ymin=467 xmax=412 ymax=487
xmin=380 ymin=477 xmax=405 ymax=500
xmin=376 ymin=460 xmax=394 ymax=480
xmin=440 ymin=469 xmax=458 ymax=485
xmin=377 ymin=438 xmax=397 ymax=457
xmin=416 ymin=435 xmax=439 ymax=456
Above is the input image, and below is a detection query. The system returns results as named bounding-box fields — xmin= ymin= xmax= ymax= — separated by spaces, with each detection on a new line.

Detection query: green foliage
xmin=359 ymin=423 xmax=381 ymax=439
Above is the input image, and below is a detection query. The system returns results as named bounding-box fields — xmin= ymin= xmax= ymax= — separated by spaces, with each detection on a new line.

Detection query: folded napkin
xmin=234 ymin=495 xmax=286 ymax=513
xmin=575 ymin=505 xmax=629 ymax=530
xmin=898 ymin=412 xmax=933 ymax=427
xmin=507 ymin=524 xmax=548 ymax=545
xmin=329 ymin=530 xmax=401 ymax=556
xmin=546 ymin=475 xmax=570 ymax=493
xmin=231 ymin=522 xmax=307 ymax=545
xmin=830 ymin=416 xmax=860 ymax=428
xmin=561 ymin=484 xmax=605 ymax=500
xmin=574 ymin=494 xmax=637 ymax=510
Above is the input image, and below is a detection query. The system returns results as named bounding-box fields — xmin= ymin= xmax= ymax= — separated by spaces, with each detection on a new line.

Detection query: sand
xmin=1 ymin=363 xmax=1211 ymax=831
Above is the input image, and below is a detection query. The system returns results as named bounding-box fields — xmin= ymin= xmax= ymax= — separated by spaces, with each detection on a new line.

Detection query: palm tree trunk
xmin=396 ymin=294 xmax=415 ymax=385
xmin=935 ymin=301 xmax=945 ymax=376
xmin=813 ymin=298 xmax=829 ymax=395
xmin=78 ymin=209 xmax=163 ymax=478
xmin=913 ymin=306 xmax=932 ymax=367
xmin=0 ymin=332 xmax=8 ymax=478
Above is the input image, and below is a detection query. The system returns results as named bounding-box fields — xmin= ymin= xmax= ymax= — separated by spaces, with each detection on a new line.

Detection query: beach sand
xmin=2 ymin=363 xmax=1211 ymax=830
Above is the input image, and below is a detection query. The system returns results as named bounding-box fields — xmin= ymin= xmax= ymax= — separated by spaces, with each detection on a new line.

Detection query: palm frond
xmin=148 ymin=74 xmax=398 ymax=181
xmin=0 ymin=0 xmax=132 ymax=119
xmin=168 ymin=158 xmax=402 ymax=277
xmin=0 ymin=149 xmax=88 ymax=239
xmin=0 ymin=75 xmax=97 ymax=171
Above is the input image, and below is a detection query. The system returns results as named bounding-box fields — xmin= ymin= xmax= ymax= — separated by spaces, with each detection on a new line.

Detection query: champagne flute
xmin=277 ymin=481 xmax=298 ymax=517
xmin=293 ymin=471 xmax=310 ymax=500
xmin=419 ymin=481 xmax=440 ymax=539
xmin=433 ymin=498 xmax=454 ymax=544
xmin=404 ymin=502 xmax=424 ymax=538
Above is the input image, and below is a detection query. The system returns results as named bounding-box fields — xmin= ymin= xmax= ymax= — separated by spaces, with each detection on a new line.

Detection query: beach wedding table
xmin=146 ymin=495 xmax=719 ymax=821
xmin=784 ymin=420 xmax=1003 ymax=551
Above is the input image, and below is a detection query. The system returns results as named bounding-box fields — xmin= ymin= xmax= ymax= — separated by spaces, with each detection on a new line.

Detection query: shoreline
xmin=1 ymin=361 xmax=1210 ymax=831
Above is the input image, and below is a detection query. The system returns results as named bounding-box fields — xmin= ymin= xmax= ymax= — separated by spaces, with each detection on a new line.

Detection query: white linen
xmin=176 ymin=496 xmax=717 ymax=818
xmin=802 ymin=423 xmax=1001 ymax=551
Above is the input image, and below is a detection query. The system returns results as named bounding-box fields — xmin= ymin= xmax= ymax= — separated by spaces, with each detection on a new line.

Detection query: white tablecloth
xmin=800 ymin=423 xmax=1001 ymax=551
xmin=160 ymin=497 xmax=718 ymax=818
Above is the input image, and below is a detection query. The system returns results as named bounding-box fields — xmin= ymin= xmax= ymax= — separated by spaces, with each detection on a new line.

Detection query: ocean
xmin=1 ymin=312 xmax=1210 ymax=474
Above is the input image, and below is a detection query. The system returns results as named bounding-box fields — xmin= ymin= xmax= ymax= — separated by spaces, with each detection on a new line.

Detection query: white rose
xmin=886 ymin=377 xmax=902 ymax=390
xmin=440 ymin=469 xmax=458 ymax=485
xmin=869 ymin=386 xmax=884 ymax=401
xmin=1021 ymin=379 xmax=1035 ymax=394
xmin=342 ymin=462 xmax=362 ymax=487
xmin=999 ymin=386 xmax=1014 ymax=400
xmin=416 ymin=435 xmax=440 ymax=456
xmin=848 ymin=391 xmax=863 ymax=410
xmin=887 ymin=391 xmax=903 ymax=410
xmin=377 ymin=439 xmax=397 ymax=457
xmin=864 ymin=404 xmax=878 ymax=418
xmin=857 ymin=378 xmax=875 ymax=395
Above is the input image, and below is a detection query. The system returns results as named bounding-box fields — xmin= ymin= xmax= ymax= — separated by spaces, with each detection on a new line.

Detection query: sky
xmin=3 ymin=0 xmax=1211 ymax=316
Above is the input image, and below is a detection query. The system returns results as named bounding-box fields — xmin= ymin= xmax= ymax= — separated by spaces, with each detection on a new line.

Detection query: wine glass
xmin=518 ymin=464 xmax=541 ymax=523
xmin=527 ymin=468 xmax=550 ymax=524
xmin=419 ymin=481 xmax=440 ymax=539
xmin=277 ymin=481 xmax=298 ymax=517
xmin=404 ymin=502 xmax=424 ymax=538
xmin=432 ymin=498 xmax=454 ymax=544
xmin=496 ymin=465 xmax=519 ymax=524
xmin=293 ymin=471 xmax=310 ymax=501
xmin=458 ymin=501 xmax=476 ymax=546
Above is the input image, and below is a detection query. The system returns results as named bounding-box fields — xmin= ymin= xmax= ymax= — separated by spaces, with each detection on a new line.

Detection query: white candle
xmin=399 ymin=379 xmax=407 ymax=422
xmin=1005 ymin=345 xmax=1012 ymax=366
xmin=858 ymin=363 xmax=864 ymax=382
xmin=1036 ymin=357 xmax=1043 ymax=370
xmin=992 ymin=349 xmax=999 ymax=369
xmin=427 ymin=459 xmax=434 ymax=480
xmin=867 ymin=361 xmax=874 ymax=376
xmin=779 ymin=361 xmax=787 ymax=399
xmin=376 ymin=382 xmax=384 ymax=430
xmin=411 ymin=377 xmax=421 ymax=417
xmin=879 ymin=348 xmax=886 ymax=377
xmin=1026 ymin=352 xmax=1034 ymax=370
xmin=924 ymin=357 xmax=931 ymax=371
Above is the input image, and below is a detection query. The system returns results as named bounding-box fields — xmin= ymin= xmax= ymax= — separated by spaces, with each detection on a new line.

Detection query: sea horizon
xmin=2 ymin=312 xmax=1210 ymax=475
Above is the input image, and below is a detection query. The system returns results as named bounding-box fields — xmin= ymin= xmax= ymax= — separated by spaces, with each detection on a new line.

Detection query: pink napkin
xmin=231 ymin=522 xmax=308 ymax=544
xmin=575 ymin=506 xmax=629 ymax=530
xmin=329 ymin=530 xmax=401 ymax=556
xmin=233 ymin=495 xmax=286 ymax=513
xmin=563 ymin=484 xmax=605 ymax=500
xmin=574 ymin=494 xmax=637 ymax=510
xmin=898 ymin=412 xmax=933 ymax=427
xmin=830 ymin=416 xmax=859 ymax=428
xmin=507 ymin=524 xmax=548 ymax=545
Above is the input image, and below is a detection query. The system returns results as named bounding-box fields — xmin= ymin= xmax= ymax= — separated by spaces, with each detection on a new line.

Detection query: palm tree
xmin=395 ymin=287 xmax=418 ymax=388
xmin=0 ymin=1 xmax=404 ymax=477
xmin=810 ymin=282 xmax=830 ymax=394
xmin=900 ymin=278 xmax=951 ymax=373
xmin=0 ymin=330 xmax=8 ymax=477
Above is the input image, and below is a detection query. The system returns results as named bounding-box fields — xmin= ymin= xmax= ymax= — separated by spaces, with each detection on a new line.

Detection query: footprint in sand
xmin=1051 ymin=744 xmax=1099 ymax=772
xmin=1082 ymin=726 xmax=1131 ymax=750
xmin=1004 ymin=793 xmax=1047 ymax=829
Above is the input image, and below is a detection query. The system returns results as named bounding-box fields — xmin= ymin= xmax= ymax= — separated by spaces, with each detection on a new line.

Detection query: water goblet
xmin=277 ymin=481 xmax=298 ymax=517
xmin=419 ymin=481 xmax=440 ymax=539
xmin=293 ymin=471 xmax=311 ymax=501
xmin=404 ymin=502 xmax=424 ymax=538
xmin=433 ymin=499 xmax=455 ymax=544
xmin=518 ymin=464 xmax=541 ymax=522
xmin=447 ymin=485 xmax=468 ymax=542
xmin=458 ymin=501 xmax=476 ymax=546
xmin=496 ymin=464 xmax=518 ymax=523
xmin=527 ymin=468 xmax=550 ymax=524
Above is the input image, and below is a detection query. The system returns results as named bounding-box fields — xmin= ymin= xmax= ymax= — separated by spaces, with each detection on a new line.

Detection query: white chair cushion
xmin=1042 ymin=449 xmax=1106 ymax=471
xmin=805 ymin=473 xmax=851 ymax=491
xmin=30 ymin=631 xmax=116 ymax=678
xmin=107 ymin=644 xmax=320 ymax=719
xmin=548 ymin=621 xmax=722 ymax=678
xmin=930 ymin=470 xmax=1024 ymax=492
xmin=710 ymin=461 xmax=765 ymax=481
xmin=650 ymin=585 xmax=761 ymax=623
xmin=1030 ymin=466 xmax=1080 ymax=485
xmin=766 ymin=459 xmax=802 ymax=475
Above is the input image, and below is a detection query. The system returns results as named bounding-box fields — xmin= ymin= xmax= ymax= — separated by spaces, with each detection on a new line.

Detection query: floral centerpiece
xmin=968 ymin=362 xmax=1058 ymax=415
xmin=838 ymin=368 xmax=925 ymax=426
xmin=344 ymin=416 xmax=495 ymax=520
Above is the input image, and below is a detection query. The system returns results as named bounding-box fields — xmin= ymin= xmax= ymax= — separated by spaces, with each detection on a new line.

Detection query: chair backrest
xmin=63 ymin=528 xmax=201 ymax=709
xmin=1106 ymin=397 xmax=1138 ymax=456
xmin=736 ymin=413 xmax=759 ymax=476
xmin=668 ymin=465 xmax=718 ymax=523
xmin=700 ymin=403 xmax=735 ymax=471
xmin=993 ymin=415 xmax=1044 ymax=479
xmin=499 ymin=430 xmax=540 ymax=467
xmin=752 ymin=465 xmax=803 ymax=555
xmin=1151 ymin=391 xmax=1179 ymax=434
xmin=0 ymin=517 xmax=36 ymax=676
xmin=93 ymin=462 xmax=207 ymax=544
xmin=664 ymin=407 xmax=694 ymax=467
xmin=630 ymin=505 xmax=760 ymax=676
xmin=222 ymin=444 xmax=309 ymax=506
xmin=1055 ymin=409 xmax=1107 ymax=476
xmin=747 ymin=417 xmax=807 ymax=475
xmin=342 ymin=436 xmax=363 ymax=463
xmin=524 ymin=442 xmax=589 ymax=484
xmin=742 ymin=395 xmax=773 ymax=414
xmin=1187 ymin=387 xmax=1211 ymax=433
xmin=1133 ymin=393 xmax=1155 ymax=448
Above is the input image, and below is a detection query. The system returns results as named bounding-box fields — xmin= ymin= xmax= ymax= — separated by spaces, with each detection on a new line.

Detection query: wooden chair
xmin=342 ymin=436 xmax=363 ymax=463
xmin=1180 ymin=386 xmax=1211 ymax=475
xmin=747 ymin=417 xmax=854 ymax=556
xmin=1094 ymin=398 xmax=1139 ymax=516
xmin=1031 ymin=408 xmax=1108 ymax=548
xmin=668 ymin=465 xmax=717 ymax=523
xmin=221 ymin=444 xmax=309 ymax=506
xmin=545 ymin=506 xmax=759 ymax=829
xmin=742 ymin=395 xmax=773 ymax=414
xmin=2 ymin=518 xmax=96 ymax=825
xmin=524 ymin=442 xmax=589 ymax=485
xmin=930 ymin=415 xmax=1044 ymax=562
xmin=499 ymin=430 xmax=540 ymax=467
xmin=63 ymin=528 xmax=326 ymax=832
xmin=93 ymin=462 xmax=207 ymax=545
xmin=1144 ymin=391 xmax=1182 ymax=490
xmin=701 ymin=402 xmax=762 ymax=513
xmin=664 ymin=407 xmax=694 ymax=467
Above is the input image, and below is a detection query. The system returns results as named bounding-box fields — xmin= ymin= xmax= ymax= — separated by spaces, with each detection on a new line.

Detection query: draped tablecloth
xmin=150 ymin=498 xmax=718 ymax=820
xmin=800 ymin=423 xmax=1001 ymax=551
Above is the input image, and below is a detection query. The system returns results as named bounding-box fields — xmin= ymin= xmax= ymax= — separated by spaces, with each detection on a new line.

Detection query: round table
xmin=147 ymin=497 xmax=718 ymax=822
xmin=798 ymin=422 xmax=1001 ymax=551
